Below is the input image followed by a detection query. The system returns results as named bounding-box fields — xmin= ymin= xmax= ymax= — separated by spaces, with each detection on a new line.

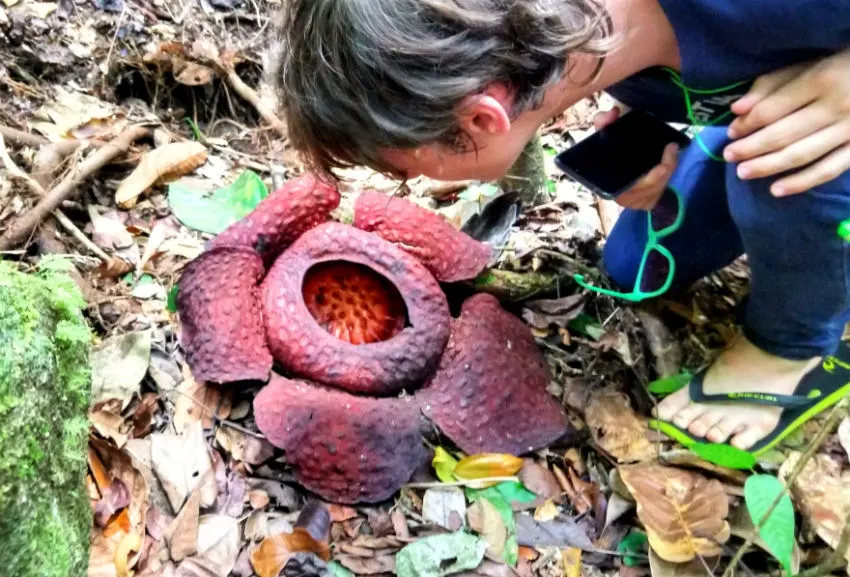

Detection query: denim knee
xmin=727 ymin=167 xmax=850 ymax=359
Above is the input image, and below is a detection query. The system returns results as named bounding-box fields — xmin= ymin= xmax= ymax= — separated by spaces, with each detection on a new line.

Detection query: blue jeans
xmin=603 ymin=126 xmax=850 ymax=360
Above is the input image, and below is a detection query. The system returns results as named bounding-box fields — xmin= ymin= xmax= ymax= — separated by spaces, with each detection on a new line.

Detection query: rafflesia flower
xmin=176 ymin=174 xmax=569 ymax=503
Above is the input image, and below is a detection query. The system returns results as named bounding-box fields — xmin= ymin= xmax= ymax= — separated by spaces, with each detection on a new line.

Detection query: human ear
xmin=457 ymin=95 xmax=512 ymax=137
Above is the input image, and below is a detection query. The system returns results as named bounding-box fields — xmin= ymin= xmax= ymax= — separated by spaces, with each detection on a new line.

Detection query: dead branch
xmin=0 ymin=125 xmax=151 ymax=252
xmin=722 ymin=396 xmax=850 ymax=577
xmin=0 ymin=125 xmax=47 ymax=148
xmin=223 ymin=66 xmax=287 ymax=139
xmin=0 ymin=133 xmax=110 ymax=262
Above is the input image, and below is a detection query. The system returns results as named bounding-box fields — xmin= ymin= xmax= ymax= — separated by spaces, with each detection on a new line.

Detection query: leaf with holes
xmin=744 ymin=474 xmax=794 ymax=574
xmin=689 ymin=442 xmax=756 ymax=470
xmin=169 ymin=170 xmax=269 ymax=234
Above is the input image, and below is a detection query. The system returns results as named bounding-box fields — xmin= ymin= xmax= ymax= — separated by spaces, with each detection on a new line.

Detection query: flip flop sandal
xmin=647 ymin=341 xmax=850 ymax=457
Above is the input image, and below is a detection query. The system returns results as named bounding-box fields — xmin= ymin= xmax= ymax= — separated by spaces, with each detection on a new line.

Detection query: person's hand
xmin=592 ymin=107 xmax=680 ymax=210
xmin=723 ymin=49 xmax=850 ymax=196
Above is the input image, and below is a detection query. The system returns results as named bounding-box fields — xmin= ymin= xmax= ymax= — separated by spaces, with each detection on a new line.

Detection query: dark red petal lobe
xmin=262 ymin=222 xmax=450 ymax=395
xmin=176 ymin=247 xmax=272 ymax=383
xmin=253 ymin=375 xmax=425 ymax=504
xmin=416 ymin=293 xmax=569 ymax=454
xmin=210 ymin=173 xmax=341 ymax=265
xmin=353 ymin=191 xmax=492 ymax=282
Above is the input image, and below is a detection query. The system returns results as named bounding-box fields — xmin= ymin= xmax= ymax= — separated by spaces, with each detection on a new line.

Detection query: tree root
xmin=0 ymin=125 xmax=151 ymax=252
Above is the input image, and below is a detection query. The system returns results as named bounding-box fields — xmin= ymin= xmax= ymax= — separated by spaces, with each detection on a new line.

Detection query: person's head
xmin=272 ymin=0 xmax=616 ymax=181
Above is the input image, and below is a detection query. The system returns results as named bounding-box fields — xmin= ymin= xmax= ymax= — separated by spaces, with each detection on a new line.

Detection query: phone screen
xmin=554 ymin=110 xmax=692 ymax=199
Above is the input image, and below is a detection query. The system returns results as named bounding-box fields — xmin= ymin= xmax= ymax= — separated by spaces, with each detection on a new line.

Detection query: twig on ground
xmin=0 ymin=125 xmax=150 ymax=252
xmin=0 ymin=125 xmax=47 ymax=148
xmin=596 ymin=197 xmax=621 ymax=238
xmin=0 ymin=134 xmax=109 ymax=261
xmin=722 ymin=396 xmax=850 ymax=577
xmin=222 ymin=65 xmax=287 ymax=139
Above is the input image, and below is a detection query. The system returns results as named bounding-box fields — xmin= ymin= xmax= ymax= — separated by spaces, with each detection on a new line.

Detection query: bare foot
xmin=653 ymin=335 xmax=821 ymax=449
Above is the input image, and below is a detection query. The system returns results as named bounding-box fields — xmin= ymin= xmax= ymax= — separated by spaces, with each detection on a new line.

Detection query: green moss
xmin=0 ymin=257 xmax=92 ymax=577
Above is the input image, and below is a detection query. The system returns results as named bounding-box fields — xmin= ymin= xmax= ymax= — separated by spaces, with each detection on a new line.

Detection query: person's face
xmin=379 ymin=88 xmax=545 ymax=181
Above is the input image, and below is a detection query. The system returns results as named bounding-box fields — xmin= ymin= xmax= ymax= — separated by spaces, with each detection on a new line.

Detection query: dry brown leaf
xmin=250 ymin=528 xmax=330 ymax=577
xmin=90 ymin=399 xmax=130 ymax=447
xmin=88 ymin=439 xmax=150 ymax=577
xmin=328 ymin=504 xmax=359 ymax=523
xmin=174 ymin=61 xmax=215 ymax=86
xmin=584 ymin=388 xmax=656 ymax=463
xmin=215 ymin=427 xmax=246 ymax=461
xmin=566 ymin=467 xmax=597 ymax=516
xmin=116 ymin=141 xmax=208 ymax=208
xmin=150 ymin=421 xmax=217 ymax=512
xmin=518 ymin=459 xmax=563 ymax=504
xmin=391 ymin=509 xmax=410 ymax=539
xmin=131 ymin=393 xmax=160 ymax=439
xmin=454 ymin=454 xmax=524 ymax=484
xmin=166 ymin=489 xmax=201 ymax=562
xmin=468 ymin=498 xmax=508 ymax=561
xmin=172 ymin=371 xmax=232 ymax=433
xmin=196 ymin=515 xmax=241 ymax=575
xmin=533 ymin=500 xmax=559 ymax=522
xmin=138 ymin=220 xmax=169 ymax=276
xmin=780 ymin=451 xmax=850 ymax=562
xmin=334 ymin=553 xmax=396 ymax=575
xmin=618 ymin=463 xmax=730 ymax=563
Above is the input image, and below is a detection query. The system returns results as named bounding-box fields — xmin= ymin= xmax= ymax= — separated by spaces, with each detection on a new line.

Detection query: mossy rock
xmin=0 ymin=258 xmax=92 ymax=577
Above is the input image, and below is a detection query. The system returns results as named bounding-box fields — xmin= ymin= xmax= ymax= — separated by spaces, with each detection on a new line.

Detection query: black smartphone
xmin=553 ymin=109 xmax=692 ymax=200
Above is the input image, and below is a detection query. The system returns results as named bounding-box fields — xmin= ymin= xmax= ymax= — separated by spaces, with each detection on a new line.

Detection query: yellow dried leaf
xmin=619 ymin=463 xmax=730 ymax=563
xmin=250 ymin=528 xmax=330 ymax=577
xmin=114 ymin=530 xmax=142 ymax=577
xmin=115 ymin=141 xmax=208 ymax=208
xmin=453 ymin=453 xmax=523 ymax=483
xmin=562 ymin=547 xmax=582 ymax=577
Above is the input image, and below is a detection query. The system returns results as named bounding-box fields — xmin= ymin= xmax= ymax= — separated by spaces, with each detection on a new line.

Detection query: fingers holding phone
xmin=556 ymin=109 xmax=688 ymax=211
xmin=615 ymin=142 xmax=680 ymax=209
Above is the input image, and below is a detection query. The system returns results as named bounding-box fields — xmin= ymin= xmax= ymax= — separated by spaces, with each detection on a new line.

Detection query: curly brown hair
xmin=269 ymin=0 xmax=617 ymax=179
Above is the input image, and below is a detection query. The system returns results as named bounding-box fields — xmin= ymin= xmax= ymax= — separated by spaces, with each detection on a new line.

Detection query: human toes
xmin=687 ymin=410 xmax=725 ymax=438
xmin=706 ymin=418 xmax=743 ymax=443
xmin=654 ymin=387 xmax=692 ymax=420
xmin=730 ymin=423 xmax=771 ymax=450
xmin=671 ymin=403 xmax=708 ymax=430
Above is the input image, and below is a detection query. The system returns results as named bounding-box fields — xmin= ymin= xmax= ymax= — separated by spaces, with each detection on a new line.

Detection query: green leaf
xmin=546 ymin=179 xmax=556 ymax=194
xmin=466 ymin=481 xmax=536 ymax=506
xmin=617 ymin=530 xmax=647 ymax=567
xmin=432 ymin=446 xmax=459 ymax=484
xmin=166 ymin=285 xmax=178 ymax=313
xmin=567 ymin=314 xmax=605 ymax=340
xmin=744 ymin=474 xmax=794 ymax=574
xmin=647 ymin=371 xmax=692 ymax=395
xmin=327 ymin=561 xmax=354 ymax=577
xmin=168 ymin=170 xmax=269 ymax=234
xmin=395 ymin=533 xmax=487 ymax=577
xmin=690 ymin=442 xmax=757 ymax=470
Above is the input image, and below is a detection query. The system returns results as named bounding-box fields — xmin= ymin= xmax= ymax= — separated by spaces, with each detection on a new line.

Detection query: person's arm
xmin=722 ymin=48 xmax=850 ymax=196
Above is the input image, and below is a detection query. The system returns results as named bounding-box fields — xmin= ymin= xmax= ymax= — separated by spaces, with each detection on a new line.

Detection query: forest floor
xmin=2 ymin=1 xmax=850 ymax=576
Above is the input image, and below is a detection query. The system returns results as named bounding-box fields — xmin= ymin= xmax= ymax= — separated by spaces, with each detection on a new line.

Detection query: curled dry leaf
xmin=518 ymin=459 xmax=563 ymax=504
xmin=116 ymin=141 xmax=208 ymax=208
xmin=618 ymin=463 xmax=730 ymax=563
xmin=584 ymin=388 xmax=655 ymax=463
xmin=250 ymin=528 xmax=331 ymax=577
xmin=780 ymin=451 xmax=850 ymax=562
